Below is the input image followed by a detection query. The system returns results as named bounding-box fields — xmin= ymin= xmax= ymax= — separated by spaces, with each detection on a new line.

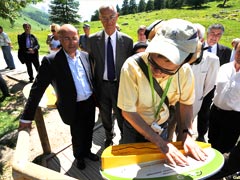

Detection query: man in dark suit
xmin=19 ymin=24 xmax=99 ymax=170
xmin=17 ymin=23 xmax=40 ymax=82
xmin=196 ymin=23 xmax=231 ymax=142
xmin=87 ymin=4 xmax=133 ymax=147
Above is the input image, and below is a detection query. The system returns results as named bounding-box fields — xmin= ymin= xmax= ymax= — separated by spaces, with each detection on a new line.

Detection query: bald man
xmin=19 ymin=24 xmax=98 ymax=170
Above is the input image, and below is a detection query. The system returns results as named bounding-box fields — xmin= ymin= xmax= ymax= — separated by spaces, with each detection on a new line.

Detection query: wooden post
xmin=34 ymin=107 xmax=51 ymax=154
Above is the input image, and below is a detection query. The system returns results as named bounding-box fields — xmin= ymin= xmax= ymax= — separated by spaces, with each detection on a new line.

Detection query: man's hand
xmin=162 ymin=142 xmax=189 ymax=167
xmin=183 ymin=134 xmax=208 ymax=161
xmin=18 ymin=121 xmax=32 ymax=131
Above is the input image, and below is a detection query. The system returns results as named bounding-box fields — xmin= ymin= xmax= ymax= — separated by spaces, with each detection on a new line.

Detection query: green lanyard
xmin=147 ymin=63 xmax=173 ymax=119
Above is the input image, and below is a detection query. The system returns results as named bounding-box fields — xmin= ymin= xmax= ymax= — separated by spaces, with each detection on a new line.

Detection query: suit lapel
xmin=79 ymin=53 xmax=94 ymax=90
xmin=97 ymin=31 xmax=105 ymax=65
xmin=116 ymin=32 xmax=124 ymax=74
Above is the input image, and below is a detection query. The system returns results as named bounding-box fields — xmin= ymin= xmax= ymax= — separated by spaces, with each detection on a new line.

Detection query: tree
xmin=0 ymin=0 xmax=42 ymax=25
xmin=165 ymin=0 xmax=184 ymax=8
xmin=154 ymin=0 xmax=164 ymax=10
xmin=91 ymin=10 xmax=99 ymax=21
xmin=121 ymin=0 xmax=129 ymax=15
xmin=129 ymin=0 xmax=138 ymax=14
xmin=217 ymin=0 xmax=228 ymax=7
xmin=138 ymin=0 xmax=146 ymax=12
xmin=146 ymin=0 xmax=154 ymax=11
xmin=116 ymin=4 xmax=121 ymax=13
xmin=184 ymin=0 xmax=206 ymax=8
xmin=49 ymin=0 xmax=81 ymax=24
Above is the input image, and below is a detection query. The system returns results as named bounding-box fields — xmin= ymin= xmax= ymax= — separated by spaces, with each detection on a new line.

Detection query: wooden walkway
xmin=42 ymin=122 xmax=121 ymax=180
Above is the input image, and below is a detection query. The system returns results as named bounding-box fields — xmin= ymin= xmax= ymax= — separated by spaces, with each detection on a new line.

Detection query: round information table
xmin=100 ymin=142 xmax=224 ymax=180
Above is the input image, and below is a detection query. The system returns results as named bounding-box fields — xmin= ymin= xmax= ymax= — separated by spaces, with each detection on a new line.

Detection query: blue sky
xmin=34 ymin=0 xmax=129 ymax=22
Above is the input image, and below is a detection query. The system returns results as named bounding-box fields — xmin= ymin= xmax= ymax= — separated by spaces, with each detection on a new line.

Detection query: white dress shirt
xmin=191 ymin=51 xmax=220 ymax=117
xmin=213 ymin=61 xmax=240 ymax=111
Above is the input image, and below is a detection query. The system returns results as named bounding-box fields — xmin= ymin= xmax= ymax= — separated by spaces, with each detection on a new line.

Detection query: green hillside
xmin=1 ymin=0 xmax=240 ymax=55
xmin=88 ymin=0 xmax=240 ymax=46
xmin=0 ymin=5 xmax=50 ymax=54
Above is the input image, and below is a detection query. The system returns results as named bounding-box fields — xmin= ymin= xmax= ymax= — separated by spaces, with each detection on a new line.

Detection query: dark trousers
xmin=25 ymin=56 xmax=40 ymax=81
xmin=208 ymin=104 xmax=240 ymax=154
xmin=70 ymin=95 xmax=95 ymax=159
xmin=0 ymin=74 xmax=9 ymax=96
xmin=197 ymin=88 xmax=215 ymax=138
xmin=99 ymin=81 xmax=124 ymax=141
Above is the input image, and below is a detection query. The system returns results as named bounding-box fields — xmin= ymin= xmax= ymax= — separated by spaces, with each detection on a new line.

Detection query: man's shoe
xmin=104 ymin=139 xmax=113 ymax=148
xmin=196 ymin=136 xmax=206 ymax=142
xmin=77 ymin=158 xmax=86 ymax=170
xmin=5 ymin=67 xmax=9 ymax=69
xmin=86 ymin=152 xmax=99 ymax=161
xmin=9 ymin=67 xmax=15 ymax=70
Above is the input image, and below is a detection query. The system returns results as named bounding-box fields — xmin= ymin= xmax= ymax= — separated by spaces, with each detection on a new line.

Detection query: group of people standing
xmin=15 ymin=3 xmax=239 ymax=178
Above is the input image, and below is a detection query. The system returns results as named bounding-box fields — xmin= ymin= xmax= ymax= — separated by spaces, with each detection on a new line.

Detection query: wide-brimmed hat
xmin=146 ymin=18 xmax=198 ymax=65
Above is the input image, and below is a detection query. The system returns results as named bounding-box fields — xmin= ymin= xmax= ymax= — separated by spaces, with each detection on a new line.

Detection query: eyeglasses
xmin=61 ymin=36 xmax=78 ymax=42
xmin=148 ymin=55 xmax=180 ymax=75
xmin=209 ymin=32 xmax=222 ymax=38
xmin=100 ymin=15 xmax=117 ymax=22
xmin=51 ymin=30 xmax=56 ymax=32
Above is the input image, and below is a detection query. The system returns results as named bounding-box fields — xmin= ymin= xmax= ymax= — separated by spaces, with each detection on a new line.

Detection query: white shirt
xmin=230 ymin=49 xmax=235 ymax=62
xmin=103 ymin=31 xmax=117 ymax=80
xmin=0 ymin=32 xmax=11 ymax=46
xmin=213 ymin=61 xmax=240 ymax=111
xmin=50 ymin=39 xmax=60 ymax=49
xmin=191 ymin=51 xmax=220 ymax=117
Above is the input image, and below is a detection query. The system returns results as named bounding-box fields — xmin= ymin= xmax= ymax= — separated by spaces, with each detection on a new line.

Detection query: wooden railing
xmin=12 ymin=128 xmax=77 ymax=180
xmin=12 ymin=84 xmax=77 ymax=180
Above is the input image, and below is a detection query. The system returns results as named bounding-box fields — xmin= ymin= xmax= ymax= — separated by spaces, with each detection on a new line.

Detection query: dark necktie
xmin=208 ymin=46 xmax=212 ymax=52
xmin=107 ymin=37 xmax=115 ymax=81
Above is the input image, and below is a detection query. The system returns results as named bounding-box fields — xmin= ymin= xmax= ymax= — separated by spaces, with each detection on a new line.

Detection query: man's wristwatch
xmin=183 ymin=129 xmax=194 ymax=137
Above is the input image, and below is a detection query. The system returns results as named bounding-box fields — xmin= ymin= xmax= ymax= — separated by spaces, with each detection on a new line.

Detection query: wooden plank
xmin=39 ymin=123 xmax=123 ymax=180
xmin=34 ymin=107 xmax=51 ymax=154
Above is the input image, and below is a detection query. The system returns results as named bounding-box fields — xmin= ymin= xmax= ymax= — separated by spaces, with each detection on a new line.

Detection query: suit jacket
xmin=87 ymin=30 xmax=133 ymax=98
xmin=216 ymin=43 xmax=231 ymax=66
xmin=17 ymin=32 xmax=40 ymax=64
xmin=21 ymin=49 xmax=94 ymax=125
